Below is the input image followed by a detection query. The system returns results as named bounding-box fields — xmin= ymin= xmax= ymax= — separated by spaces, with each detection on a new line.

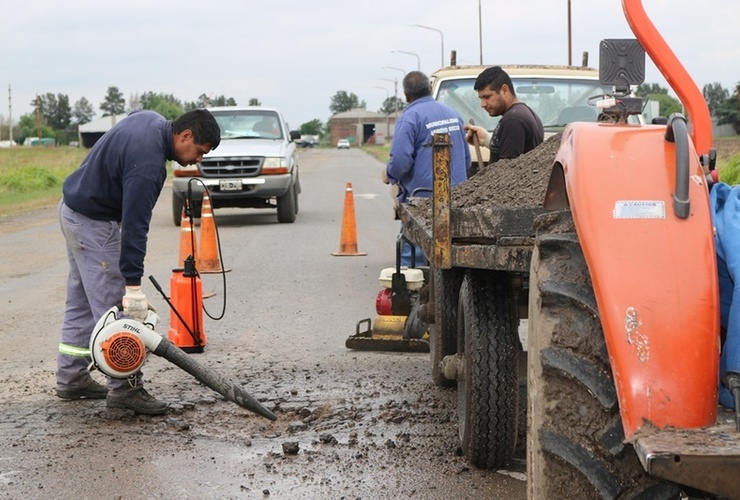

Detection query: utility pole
xmin=567 ymin=0 xmax=573 ymax=66
xmin=36 ymin=95 xmax=41 ymax=141
xmin=7 ymin=85 xmax=12 ymax=145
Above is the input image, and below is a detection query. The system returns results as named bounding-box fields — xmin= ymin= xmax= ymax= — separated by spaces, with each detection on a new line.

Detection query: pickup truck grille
xmin=199 ymin=157 xmax=263 ymax=177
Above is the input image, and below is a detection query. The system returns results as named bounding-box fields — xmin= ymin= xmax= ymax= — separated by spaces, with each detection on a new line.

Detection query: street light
xmin=410 ymin=24 xmax=444 ymax=67
xmin=391 ymin=49 xmax=420 ymax=71
xmin=382 ymin=66 xmax=406 ymax=78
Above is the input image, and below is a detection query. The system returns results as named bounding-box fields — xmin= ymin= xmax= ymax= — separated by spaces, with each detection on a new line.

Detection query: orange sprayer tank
xmin=167 ymin=268 xmax=206 ymax=353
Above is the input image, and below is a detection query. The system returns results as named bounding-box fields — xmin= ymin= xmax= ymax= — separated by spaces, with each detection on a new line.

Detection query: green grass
xmin=0 ymin=147 xmax=88 ymax=216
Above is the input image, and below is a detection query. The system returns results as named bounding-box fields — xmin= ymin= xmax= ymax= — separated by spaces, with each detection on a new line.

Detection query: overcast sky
xmin=1 ymin=0 xmax=738 ymax=128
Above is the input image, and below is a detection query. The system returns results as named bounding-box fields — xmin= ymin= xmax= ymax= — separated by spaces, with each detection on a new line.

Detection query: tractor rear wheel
xmin=430 ymin=267 xmax=464 ymax=387
xmin=527 ymin=210 xmax=683 ymax=499
xmin=457 ymin=269 xmax=519 ymax=469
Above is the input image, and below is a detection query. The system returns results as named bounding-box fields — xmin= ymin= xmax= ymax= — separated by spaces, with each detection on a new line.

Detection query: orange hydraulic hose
xmin=622 ymin=0 xmax=712 ymax=157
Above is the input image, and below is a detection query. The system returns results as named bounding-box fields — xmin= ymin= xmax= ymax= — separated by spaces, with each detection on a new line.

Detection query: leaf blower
xmin=88 ymin=306 xmax=277 ymax=421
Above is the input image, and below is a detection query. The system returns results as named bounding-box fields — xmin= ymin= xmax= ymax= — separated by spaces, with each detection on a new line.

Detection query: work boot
xmin=106 ymin=387 xmax=169 ymax=415
xmin=56 ymin=379 xmax=108 ymax=400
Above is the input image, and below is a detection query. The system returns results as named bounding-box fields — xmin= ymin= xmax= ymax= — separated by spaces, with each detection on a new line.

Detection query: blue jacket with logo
xmin=386 ymin=96 xmax=469 ymax=203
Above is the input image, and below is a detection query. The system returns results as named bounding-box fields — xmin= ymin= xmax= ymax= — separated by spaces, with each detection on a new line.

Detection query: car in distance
xmin=171 ymin=106 xmax=302 ymax=225
xmin=337 ymin=138 xmax=350 ymax=149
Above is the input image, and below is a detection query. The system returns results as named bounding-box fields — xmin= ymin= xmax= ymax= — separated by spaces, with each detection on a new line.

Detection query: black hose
xmin=152 ymin=337 xmax=277 ymax=421
xmin=665 ymin=113 xmax=690 ymax=219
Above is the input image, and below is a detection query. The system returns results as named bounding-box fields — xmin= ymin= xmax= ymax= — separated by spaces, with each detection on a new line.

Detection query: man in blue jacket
xmin=56 ymin=109 xmax=221 ymax=415
xmin=383 ymin=71 xmax=470 ymax=266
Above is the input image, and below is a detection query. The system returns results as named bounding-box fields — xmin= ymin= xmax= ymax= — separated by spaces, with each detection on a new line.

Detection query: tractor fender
xmin=543 ymin=122 xmax=720 ymax=438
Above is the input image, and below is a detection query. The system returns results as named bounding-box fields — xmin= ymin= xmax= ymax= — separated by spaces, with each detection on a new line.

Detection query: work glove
xmin=122 ymin=285 xmax=149 ymax=321
xmin=464 ymin=124 xmax=492 ymax=149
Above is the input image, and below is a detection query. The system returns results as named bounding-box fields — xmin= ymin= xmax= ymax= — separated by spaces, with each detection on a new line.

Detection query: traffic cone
xmin=332 ymin=182 xmax=367 ymax=256
xmin=197 ymin=192 xmax=231 ymax=273
xmin=178 ymin=209 xmax=198 ymax=267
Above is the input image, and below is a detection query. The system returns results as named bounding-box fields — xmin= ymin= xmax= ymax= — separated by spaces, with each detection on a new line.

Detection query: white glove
xmin=122 ymin=286 xmax=149 ymax=321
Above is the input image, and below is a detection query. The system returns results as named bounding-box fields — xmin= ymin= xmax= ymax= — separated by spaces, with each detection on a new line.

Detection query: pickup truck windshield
xmin=212 ymin=111 xmax=284 ymax=140
xmin=435 ymin=78 xmax=614 ymax=131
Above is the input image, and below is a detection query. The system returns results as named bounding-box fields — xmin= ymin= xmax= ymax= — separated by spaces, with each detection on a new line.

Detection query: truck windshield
xmin=435 ymin=78 xmax=614 ymax=131
xmin=211 ymin=111 xmax=283 ymax=140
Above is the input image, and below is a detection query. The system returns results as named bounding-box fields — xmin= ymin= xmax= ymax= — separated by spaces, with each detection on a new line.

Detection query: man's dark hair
xmin=403 ymin=71 xmax=432 ymax=102
xmin=172 ymin=109 xmax=221 ymax=149
xmin=474 ymin=66 xmax=516 ymax=97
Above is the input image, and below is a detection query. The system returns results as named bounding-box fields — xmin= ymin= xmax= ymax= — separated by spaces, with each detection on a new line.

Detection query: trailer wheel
xmin=457 ymin=269 xmax=519 ymax=469
xmin=430 ymin=267 xmax=464 ymax=387
xmin=528 ymin=210 xmax=683 ymax=499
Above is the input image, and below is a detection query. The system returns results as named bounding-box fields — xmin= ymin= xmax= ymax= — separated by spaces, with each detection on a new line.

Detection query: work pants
xmin=56 ymin=201 xmax=141 ymax=391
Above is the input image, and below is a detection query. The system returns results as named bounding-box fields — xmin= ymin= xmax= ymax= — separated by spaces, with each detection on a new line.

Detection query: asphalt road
xmin=0 ymin=147 xmax=526 ymax=499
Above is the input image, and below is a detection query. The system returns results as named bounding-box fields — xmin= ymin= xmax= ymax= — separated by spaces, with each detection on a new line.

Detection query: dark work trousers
xmin=56 ymin=201 xmax=141 ymax=392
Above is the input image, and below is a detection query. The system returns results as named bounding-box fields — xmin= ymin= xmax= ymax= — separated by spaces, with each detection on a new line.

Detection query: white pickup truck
xmin=171 ymin=106 xmax=302 ymax=225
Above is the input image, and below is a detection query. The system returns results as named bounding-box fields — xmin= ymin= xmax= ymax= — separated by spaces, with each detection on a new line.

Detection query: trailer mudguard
xmin=548 ymin=122 xmax=719 ymax=439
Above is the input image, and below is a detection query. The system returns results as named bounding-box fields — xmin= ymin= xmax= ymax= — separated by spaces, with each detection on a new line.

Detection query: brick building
xmin=329 ymin=108 xmax=399 ymax=147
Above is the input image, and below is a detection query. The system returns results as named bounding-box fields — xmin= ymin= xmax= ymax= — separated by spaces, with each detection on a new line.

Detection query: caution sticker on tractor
xmin=613 ymin=200 xmax=666 ymax=219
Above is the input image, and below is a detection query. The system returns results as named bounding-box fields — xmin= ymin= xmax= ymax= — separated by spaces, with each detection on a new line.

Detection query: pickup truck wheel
xmin=172 ymin=194 xmax=184 ymax=226
xmin=277 ymin=182 xmax=297 ymax=223
xmin=430 ymin=267 xmax=463 ymax=387
xmin=457 ymin=269 xmax=519 ymax=469
xmin=528 ymin=210 xmax=682 ymax=499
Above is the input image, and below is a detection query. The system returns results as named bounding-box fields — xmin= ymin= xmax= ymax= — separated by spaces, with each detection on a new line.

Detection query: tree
xmin=36 ymin=93 xmax=71 ymax=130
xmin=72 ymin=97 xmax=95 ymax=125
xmin=248 ymin=98 xmax=261 ymax=106
xmin=18 ymin=113 xmax=54 ymax=141
xmin=184 ymin=94 xmax=237 ymax=110
xmin=379 ymin=96 xmax=405 ymax=115
xmin=138 ymin=92 xmax=183 ymax=119
xmin=299 ymin=119 xmax=323 ymax=135
xmin=703 ymin=82 xmax=730 ymax=116
xmin=635 ymin=83 xmax=667 ymax=97
xmin=714 ymin=83 xmax=740 ymax=134
xmin=635 ymin=82 xmax=681 ymax=117
xmin=100 ymin=86 xmax=126 ymax=116
xmin=330 ymin=91 xmax=365 ymax=115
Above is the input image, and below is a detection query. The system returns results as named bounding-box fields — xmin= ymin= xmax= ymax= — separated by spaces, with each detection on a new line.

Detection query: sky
xmin=1 ymin=0 xmax=738 ymax=129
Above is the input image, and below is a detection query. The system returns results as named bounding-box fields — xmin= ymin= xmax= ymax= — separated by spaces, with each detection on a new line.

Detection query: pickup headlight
xmin=173 ymin=163 xmax=202 ymax=177
xmin=262 ymin=157 xmax=289 ymax=175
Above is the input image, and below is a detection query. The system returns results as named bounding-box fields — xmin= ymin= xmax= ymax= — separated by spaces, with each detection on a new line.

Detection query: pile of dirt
xmin=453 ymin=133 xmax=562 ymax=208
xmin=409 ymin=133 xmax=562 ymax=214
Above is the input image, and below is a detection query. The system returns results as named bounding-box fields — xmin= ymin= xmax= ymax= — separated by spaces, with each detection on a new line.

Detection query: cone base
xmin=331 ymin=251 xmax=367 ymax=256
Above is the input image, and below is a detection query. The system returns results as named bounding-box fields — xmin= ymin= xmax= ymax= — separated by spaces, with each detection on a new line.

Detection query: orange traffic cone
xmin=178 ymin=209 xmax=198 ymax=267
xmin=332 ymin=182 xmax=367 ymax=256
xmin=197 ymin=192 xmax=231 ymax=273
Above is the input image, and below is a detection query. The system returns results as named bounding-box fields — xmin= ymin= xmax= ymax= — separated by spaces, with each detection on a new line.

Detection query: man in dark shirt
xmin=56 ymin=109 xmax=221 ymax=415
xmin=464 ymin=66 xmax=544 ymax=163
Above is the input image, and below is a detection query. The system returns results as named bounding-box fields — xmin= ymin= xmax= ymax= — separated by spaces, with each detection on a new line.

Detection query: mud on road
xmin=0 ymin=148 xmax=526 ymax=500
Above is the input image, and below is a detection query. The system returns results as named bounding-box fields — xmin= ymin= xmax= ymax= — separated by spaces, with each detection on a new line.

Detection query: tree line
xmin=1 ymin=81 xmax=735 ymax=146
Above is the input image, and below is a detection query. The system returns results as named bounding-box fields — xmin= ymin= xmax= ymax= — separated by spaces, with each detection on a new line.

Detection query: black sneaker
xmin=106 ymin=387 xmax=169 ymax=415
xmin=57 ymin=380 xmax=108 ymax=400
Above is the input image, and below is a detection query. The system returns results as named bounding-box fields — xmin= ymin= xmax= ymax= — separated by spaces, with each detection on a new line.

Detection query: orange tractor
xmin=399 ymin=0 xmax=739 ymax=497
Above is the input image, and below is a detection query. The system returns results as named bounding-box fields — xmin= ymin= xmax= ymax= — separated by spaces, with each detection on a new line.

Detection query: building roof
xmin=78 ymin=113 xmax=128 ymax=133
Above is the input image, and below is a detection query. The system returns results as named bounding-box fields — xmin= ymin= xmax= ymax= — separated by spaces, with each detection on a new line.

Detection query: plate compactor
xmin=347 ymin=237 xmax=430 ymax=352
